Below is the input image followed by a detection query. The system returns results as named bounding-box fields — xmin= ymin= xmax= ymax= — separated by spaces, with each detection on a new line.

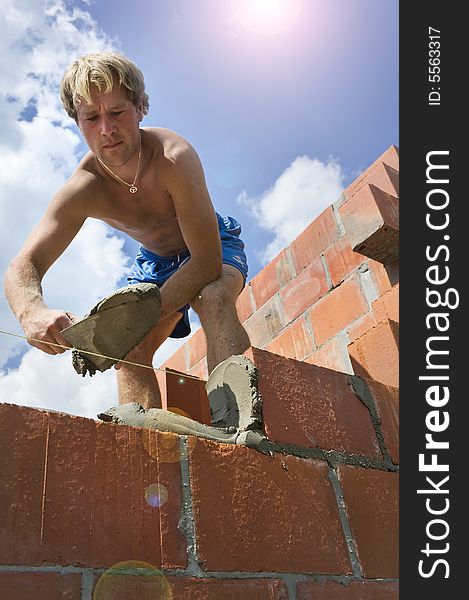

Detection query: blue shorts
xmin=127 ymin=213 xmax=248 ymax=338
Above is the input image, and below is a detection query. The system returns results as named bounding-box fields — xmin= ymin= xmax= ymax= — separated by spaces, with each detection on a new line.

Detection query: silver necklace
xmin=97 ymin=138 xmax=142 ymax=193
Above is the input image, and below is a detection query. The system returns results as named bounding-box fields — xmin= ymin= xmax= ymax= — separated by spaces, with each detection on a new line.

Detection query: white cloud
xmin=0 ymin=350 xmax=117 ymax=419
xmin=0 ymin=310 xmax=202 ymax=419
xmin=237 ymin=155 xmax=344 ymax=263
xmin=0 ymin=0 xmax=132 ymax=414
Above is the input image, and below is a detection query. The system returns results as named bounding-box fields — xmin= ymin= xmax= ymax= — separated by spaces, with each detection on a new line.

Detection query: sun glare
xmin=233 ymin=0 xmax=302 ymax=36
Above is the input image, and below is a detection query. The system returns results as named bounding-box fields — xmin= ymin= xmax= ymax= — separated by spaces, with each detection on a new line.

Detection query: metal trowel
xmin=61 ymin=283 xmax=161 ymax=376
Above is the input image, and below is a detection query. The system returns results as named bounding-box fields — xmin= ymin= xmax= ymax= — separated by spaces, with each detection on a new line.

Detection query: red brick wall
xmin=163 ymin=145 xmax=399 ymax=388
xmin=1 ymin=346 xmax=398 ymax=597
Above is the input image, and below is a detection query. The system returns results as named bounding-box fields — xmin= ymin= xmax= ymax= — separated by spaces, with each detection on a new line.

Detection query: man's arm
xmin=4 ymin=181 xmax=87 ymax=354
xmin=158 ymin=139 xmax=222 ymax=318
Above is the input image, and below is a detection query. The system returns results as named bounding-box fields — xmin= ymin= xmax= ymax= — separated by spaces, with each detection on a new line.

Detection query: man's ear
xmin=137 ymin=101 xmax=144 ymax=122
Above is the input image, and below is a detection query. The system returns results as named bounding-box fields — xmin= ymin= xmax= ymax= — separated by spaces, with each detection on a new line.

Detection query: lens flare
xmin=233 ymin=0 xmax=302 ymax=35
xmin=93 ymin=560 xmax=172 ymax=600
xmin=145 ymin=483 xmax=168 ymax=508
xmin=142 ymin=425 xmax=197 ymax=464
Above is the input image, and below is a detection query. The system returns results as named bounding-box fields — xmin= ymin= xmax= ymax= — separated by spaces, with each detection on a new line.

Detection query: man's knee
xmin=191 ymin=277 xmax=237 ymax=318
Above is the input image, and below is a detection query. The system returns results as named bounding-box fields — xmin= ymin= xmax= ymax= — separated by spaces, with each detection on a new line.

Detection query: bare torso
xmin=76 ymin=127 xmax=192 ymax=256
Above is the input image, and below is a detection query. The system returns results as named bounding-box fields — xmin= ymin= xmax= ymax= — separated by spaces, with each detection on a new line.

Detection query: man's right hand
xmin=22 ymin=309 xmax=78 ymax=355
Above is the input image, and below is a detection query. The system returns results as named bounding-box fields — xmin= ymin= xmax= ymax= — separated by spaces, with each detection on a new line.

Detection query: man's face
xmin=76 ymin=80 xmax=143 ymax=168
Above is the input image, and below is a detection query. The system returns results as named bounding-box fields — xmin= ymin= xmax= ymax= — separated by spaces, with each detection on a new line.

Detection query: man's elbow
xmin=4 ymin=255 xmax=21 ymax=285
xmin=206 ymin=258 xmax=222 ymax=283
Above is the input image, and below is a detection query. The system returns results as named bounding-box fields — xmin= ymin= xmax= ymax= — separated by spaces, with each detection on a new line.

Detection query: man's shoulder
xmin=53 ymin=155 xmax=104 ymax=213
xmin=71 ymin=149 xmax=110 ymax=190
xmin=143 ymin=127 xmax=195 ymax=163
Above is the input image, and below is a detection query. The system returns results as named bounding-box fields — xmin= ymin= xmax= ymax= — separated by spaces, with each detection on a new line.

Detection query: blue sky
xmin=0 ymin=0 xmax=398 ymax=417
xmin=83 ymin=0 xmax=399 ymax=274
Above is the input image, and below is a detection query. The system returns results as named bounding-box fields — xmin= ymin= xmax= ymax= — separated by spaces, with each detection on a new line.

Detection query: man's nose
xmin=100 ymin=116 xmax=117 ymax=136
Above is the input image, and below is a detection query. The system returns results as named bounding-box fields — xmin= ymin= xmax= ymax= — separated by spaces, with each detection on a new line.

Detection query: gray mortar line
xmin=346 ymin=375 xmax=394 ymax=467
xmin=247 ymin=282 xmax=257 ymax=311
xmin=328 ymin=467 xmax=363 ymax=578
xmin=302 ymin=312 xmax=317 ymax=351
xmin=284 ymin=246 xmax=298 ymax=278
xmin=335 ymin=330 xmax=354 ymax=374
xmin=283 ymin=574 xmax=297 ymax=600
xmin=320 ymin=254 xmax=333 ymax=290
xmin=81 ymin=571 xmax=94 ymax=600
xmin=357 ymin=263 xmax=380 ymax=309
xmin=331 ymin=201 xmax=346 ymax=235
xmin=0 ymin=564 xmax=398 ymax=580
xmin=0 ymin=565 xmax=87 ymax=574
xmin=0 ymin=564 xmax=399 ymax=585
xmin=274 ymin=294 xmax=286 ymax=339
xmin=159 ymin=569 xmax=369 ymax=580
xmin=178 ymin=435 xmax=205 ymax=577
xmin=258 ymin=437 xmax=398 ymax=472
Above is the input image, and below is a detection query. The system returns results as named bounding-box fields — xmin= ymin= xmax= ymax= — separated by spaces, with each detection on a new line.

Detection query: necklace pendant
xmin=129 ymin=186 xmax=138 ymax=193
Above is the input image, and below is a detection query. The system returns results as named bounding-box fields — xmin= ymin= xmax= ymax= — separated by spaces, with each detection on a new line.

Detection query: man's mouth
xmin=102 ymin=141 xmax=122 ymax=149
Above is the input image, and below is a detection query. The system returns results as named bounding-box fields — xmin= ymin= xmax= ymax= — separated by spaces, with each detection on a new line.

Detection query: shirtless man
xmin=3 ymin=52 xmax=251 ymax=409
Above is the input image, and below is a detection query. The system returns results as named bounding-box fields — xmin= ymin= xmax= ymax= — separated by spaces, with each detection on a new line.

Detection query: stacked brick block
xmin=163 ymin=145 xmax=399 ymax=388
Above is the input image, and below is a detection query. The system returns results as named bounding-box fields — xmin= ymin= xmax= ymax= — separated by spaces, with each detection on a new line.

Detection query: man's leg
xmin=116 ymin=312 xmax=183 ymax=409
xmin=191 ymin=265 xmax=251 ymax=375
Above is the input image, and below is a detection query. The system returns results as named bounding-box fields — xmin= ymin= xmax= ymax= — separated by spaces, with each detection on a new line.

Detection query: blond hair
xmin=60 ymin=52 xmax=149 ymax=121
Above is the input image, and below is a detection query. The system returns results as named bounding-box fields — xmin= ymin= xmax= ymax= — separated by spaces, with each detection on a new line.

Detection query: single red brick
xmin=323 ymin=235 xmax=366 ymax=287
xmin=250 ymin=249 xmax=294 ymax=309
xmin=370 ymin=162 xmax=399 ymax=197
xmin=308 ymin=277 xmax=369 ymax=346
xmin=168 ymin=578 xmax=289 ymax=600
xmin=366 ymin=379 xmax=399 ymax=464
xmin=243 ymin=296 xmax=284 ymax=347
xmin=343 ymin=146 xmax=399 ymax=201
xmin=0 ymin=572 xmax=81 ymax=600
xmin=189 ymin=439 xmax=351 ymax=574
xmin=265 ymin=317 xmax=313 ymax=361
xmin=245 ymin=348 xmax=381 ymax=458
xmin=0 ymin=404 xmax=48 ymax=564
xmin=290 ymin=207 xmax=341 ymax=273
xmin=372 ymin=283 xmax=399 ymax=323
xmin=338 ymin=466 xmax=399 ymax=578
xmin=0 ymin=404 xmax=187 ymax=569
xmin=161 ymin=343 xmax=187 ymax=373
xmin=344 ymin=161 xmax=399 ymax=201
xmin=379 ymin=144 xmax=399 ymax=170
xmin=164 ymin=367 xmax=211 ymax=425
xmin=348 ymin=319 xmax=399 ymax=389
xmin=186 ymin=327 xmax=207 ymax=369
xmin=347 ymin=313 xmax=379 ymax=343
xmin=339 ymin=184 xmax=399 ymax=264
xmin=280 ymin=258 xmax=329 ymax=324
xmin=297 ymin=580 xmax=399 ymax=599
xmin=236 ymin=284 xmax=254 ymax=322
xmin=305 ymin=337 xmax=352 ymax=373
xmin=368 ymin=259 xmax=393 ymax=296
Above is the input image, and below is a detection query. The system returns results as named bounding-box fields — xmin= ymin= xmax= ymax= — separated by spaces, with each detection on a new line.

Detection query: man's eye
xmin=111 ymin=111 xmax=123 ymax=116
xmin=87 ymin=116 xmax=98 ymax=121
